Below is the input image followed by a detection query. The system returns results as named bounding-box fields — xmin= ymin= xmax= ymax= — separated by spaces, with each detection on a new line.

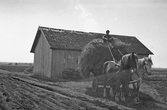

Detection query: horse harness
xmin=107 ymin=42 xmax=116 ymax=62
xmin=141 ymin=60 xmax=150 ymax=78
xmin=106 ymin=55 xmax=134 ymax=82
xmin=105 ymin=41 xmax=138 ymax=83
xmin=130 ymin=61 xmax=148 ymax=90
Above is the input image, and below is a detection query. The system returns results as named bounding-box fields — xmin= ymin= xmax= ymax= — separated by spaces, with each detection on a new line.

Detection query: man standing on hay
xmin=102 ymin=30 xmax=118 ymax=62
xmin=102 ymin=30 xmax=114 ymax=48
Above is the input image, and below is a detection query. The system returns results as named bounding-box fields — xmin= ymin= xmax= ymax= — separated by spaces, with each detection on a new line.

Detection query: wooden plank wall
xmin=33 ymin=33 xmax=52 ymax=78
xmin=51 ymin=50 xmax=81 ymax=78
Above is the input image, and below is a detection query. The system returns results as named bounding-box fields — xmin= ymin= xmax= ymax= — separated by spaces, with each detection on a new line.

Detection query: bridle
xmin=141 ymin=60 xmax=151 ymax=78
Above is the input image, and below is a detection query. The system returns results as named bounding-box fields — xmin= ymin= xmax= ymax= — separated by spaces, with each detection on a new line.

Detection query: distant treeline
xmin=151 ymin=67 xmax=167 ymax=75
xmin=0 ymin=62 xmax=33 ymax=72
xmin=0 ymin=65 xmax=31 ymax=72
xmin=152 ymin=67 xmax=167 ymax=72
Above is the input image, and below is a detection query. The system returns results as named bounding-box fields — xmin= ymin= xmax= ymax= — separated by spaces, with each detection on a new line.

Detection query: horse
xmin=102 ymin=52 xmax=138 ymax=101
xmin=131 ymin=56 xmax=153 ymax=101
xmin=102 ymin=52 xmax=138 ymax=74
xmin=107 ymin=69 xmax=136 ymax=102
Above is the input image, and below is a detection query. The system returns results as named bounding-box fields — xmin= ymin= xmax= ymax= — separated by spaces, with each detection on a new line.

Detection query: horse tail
xmin=102 ymin=61 xmax=108 ymax=75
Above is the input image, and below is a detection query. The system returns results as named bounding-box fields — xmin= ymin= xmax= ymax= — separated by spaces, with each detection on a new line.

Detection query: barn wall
xmin=33 ymin=33 xmax=52 ymax=78
xmin=51 ymin=50 xmax=81 ymax=78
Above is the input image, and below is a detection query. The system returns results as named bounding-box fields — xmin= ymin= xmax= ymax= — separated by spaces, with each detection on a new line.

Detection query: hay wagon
xmin=92 ymin=72 xmax=115 ymax=92
xmin=80 ymin=39 xmax=143 ymax=94
xmin=92 ymin=71 xmax=142 ymax=93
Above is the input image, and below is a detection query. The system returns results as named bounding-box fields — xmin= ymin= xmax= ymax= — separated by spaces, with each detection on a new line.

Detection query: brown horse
xmin=108 ymin=69 xmax=135 ymax=102
xmin=102 ymin=52 xmax=138 ymax=101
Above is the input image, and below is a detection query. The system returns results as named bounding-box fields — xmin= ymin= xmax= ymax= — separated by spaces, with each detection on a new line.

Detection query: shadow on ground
xmin=85 ymin=86 xmax=167 ymax=110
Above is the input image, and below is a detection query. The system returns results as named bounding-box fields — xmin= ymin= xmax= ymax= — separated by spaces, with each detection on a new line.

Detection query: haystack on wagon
xmin=79 ymin=36 xmax=152 ymax=94
xmin=80 ymin=38 xmax=129 ymax=92
xmin=80 ymin=38 xmax=127 ymax=77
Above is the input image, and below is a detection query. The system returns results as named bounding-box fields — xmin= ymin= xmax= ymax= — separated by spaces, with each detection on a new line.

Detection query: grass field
xmin=0 ymin=62 xmax=166 ymax=73
xmin=0 ymin=65 xmax=29 ymax=72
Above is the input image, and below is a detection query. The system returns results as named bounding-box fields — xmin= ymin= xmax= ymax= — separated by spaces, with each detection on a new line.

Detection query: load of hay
xmin=80 ymin=38 xmax=129 ymax=78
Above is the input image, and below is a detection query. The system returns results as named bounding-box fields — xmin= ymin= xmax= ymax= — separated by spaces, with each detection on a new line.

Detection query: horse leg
xmin=120 ymin=84 xmax=126 ymax=102
xmin=109 ymin=85 xmax=114 ymax=97
xmin=136 ymin=78 xmax=143 ymax=101
xmin=136 ymin=83 xmax=140 ymax=101
xmin=112 ymin=84 xmax=117 ymax=96
xmin=121 ymin=83 xmax=130 ymax=101
xmin=114 ymin=83 xmax=120 ymax=102
xmin=103 ymin=82 xmax=107 ymax=97
xmin=132 ymin=83 xmax=136 ymax=94
xmin=129 ymin=82 xmax=135 ymax=97
xmin=133 ymin=82 xmax=140 ymax=102
xmin=102 ymin=63 xmax=108 ymax=98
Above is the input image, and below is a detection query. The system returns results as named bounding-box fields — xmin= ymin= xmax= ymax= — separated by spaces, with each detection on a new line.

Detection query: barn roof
xmin=30 ymin=26 xmax=153 ymax=55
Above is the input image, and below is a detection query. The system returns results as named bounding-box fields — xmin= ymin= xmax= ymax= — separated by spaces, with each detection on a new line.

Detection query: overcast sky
xmin=0 ymin=0 xmax=167 ymax=68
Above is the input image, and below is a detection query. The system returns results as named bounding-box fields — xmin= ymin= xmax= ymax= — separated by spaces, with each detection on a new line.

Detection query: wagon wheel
xmin=92 ymin=77 xmax=98 ymax=92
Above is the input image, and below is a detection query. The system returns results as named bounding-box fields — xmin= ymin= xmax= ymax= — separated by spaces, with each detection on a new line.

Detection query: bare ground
xmin=0 ymin=69 xmax=167 ymax=110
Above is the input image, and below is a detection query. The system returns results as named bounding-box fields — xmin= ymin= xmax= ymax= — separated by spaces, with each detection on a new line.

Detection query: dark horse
xmin=102 ymin=52 xmax=138 ymax=101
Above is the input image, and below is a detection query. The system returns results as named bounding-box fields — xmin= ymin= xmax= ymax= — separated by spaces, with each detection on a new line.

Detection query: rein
xmin=117 ymin=48 xmax=123 ymax=56
xmin=107 ymin=69 xmax=121 ymax=82
xmin=106 ymin=41 xmax=123 ymax=61
xmin=107 ymin=42 xmax=116 ymax=61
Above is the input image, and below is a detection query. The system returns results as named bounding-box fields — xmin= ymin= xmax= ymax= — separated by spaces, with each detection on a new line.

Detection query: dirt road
xmin=0 ymin=70 xmax=167 ymax=110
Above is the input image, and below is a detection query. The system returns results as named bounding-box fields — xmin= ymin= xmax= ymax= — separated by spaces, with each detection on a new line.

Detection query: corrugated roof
xmin=30 ymin=26 xmax=153 ymax=55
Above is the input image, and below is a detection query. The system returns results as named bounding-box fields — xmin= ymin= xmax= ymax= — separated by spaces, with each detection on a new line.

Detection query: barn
xmin=30 ymin=26 xmax=153 ymax=79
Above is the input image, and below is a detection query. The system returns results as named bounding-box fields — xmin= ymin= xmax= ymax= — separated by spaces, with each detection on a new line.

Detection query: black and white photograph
xmin=0 ymin=0 xmax=167 ymax=110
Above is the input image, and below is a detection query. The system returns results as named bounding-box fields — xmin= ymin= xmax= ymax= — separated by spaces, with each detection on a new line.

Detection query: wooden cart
xmin=92 ymin=73 xmax=115 ymax=92
xmin=92 ymin=72 xmax=142 ymax=92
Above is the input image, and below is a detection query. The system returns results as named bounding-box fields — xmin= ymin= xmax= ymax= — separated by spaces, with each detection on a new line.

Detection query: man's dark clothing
xmin=102 ymin=34 xmax=113 ymax=43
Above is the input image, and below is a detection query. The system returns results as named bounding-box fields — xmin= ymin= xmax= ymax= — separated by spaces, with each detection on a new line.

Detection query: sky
xmin=0 ymin=0 xmax=167 ymax=68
